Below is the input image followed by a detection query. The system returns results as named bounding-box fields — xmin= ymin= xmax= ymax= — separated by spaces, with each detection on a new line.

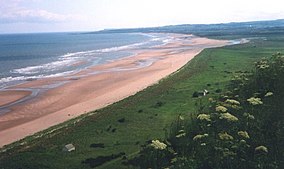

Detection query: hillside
xmin=92 ymin=19 xmax=284 ymax=39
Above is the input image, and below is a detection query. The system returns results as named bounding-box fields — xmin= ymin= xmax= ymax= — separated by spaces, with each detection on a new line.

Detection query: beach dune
xmin=0 ymin=34 xmax=228 ymax=147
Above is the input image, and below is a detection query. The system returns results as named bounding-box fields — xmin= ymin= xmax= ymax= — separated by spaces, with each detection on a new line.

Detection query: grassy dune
xmin=0 ymin=36 xmax=283 ymax=169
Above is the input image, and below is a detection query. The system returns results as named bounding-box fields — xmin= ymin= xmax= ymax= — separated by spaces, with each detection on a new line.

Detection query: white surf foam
xmin=0 ymin=70 xmax=77 ymax=89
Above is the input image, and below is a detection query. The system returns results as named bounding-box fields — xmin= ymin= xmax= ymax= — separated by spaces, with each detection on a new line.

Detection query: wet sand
xmin=0 ymin=34 xmax=228 ymax=147
xmin=0 ymin=90 xmax=31 ymax=107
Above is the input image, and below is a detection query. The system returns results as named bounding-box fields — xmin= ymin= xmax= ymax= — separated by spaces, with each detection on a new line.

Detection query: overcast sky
xmin=1 ymin=0 xmax=284 ymax=33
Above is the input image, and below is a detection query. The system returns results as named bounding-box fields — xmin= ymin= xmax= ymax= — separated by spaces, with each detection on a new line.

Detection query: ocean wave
xmin=139 ymin=33 xmax=159 ymax=38
xmin=150 ymin=38 xmax=162 ymax=41
xmin=11 ymin=56 xmax=81 ymax=75
xmin=0 ymin=76 xmax=31 ymax=83
xmin=96 ymin=41 xmax=148 ymax=53
xmin=163 ymin=38 xmax=172 ymax=43
xmin=44 ymin=71 xmax=77 ymax=78
xmin=11 ymin=40 xmax=153 ymax=76
xmin=0 ymin=71 xmax=76 ymax=87
xmin=3 ymin=33 xmax=169 ymax=88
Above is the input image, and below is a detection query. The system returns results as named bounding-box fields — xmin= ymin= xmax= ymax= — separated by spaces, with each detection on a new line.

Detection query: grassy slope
xmin=0 ymin=36 xmax=283 ymax=169
xmin=93 ymin=19 xmax=284 ymax=40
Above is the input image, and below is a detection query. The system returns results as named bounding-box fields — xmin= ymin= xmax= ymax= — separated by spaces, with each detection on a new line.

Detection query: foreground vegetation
xmin=130 ymin=53 xmax=284 ymax=169
xmin=0 ymin=34 xmax=283 ymax=168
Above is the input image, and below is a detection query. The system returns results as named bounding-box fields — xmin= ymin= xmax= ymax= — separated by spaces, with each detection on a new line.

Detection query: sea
xmin=0 ymin=32 xmax=172 ymax=89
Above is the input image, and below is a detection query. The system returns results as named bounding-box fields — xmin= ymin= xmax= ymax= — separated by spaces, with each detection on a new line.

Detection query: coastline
xmin=0 ymin=34 xmax=228 ymax=147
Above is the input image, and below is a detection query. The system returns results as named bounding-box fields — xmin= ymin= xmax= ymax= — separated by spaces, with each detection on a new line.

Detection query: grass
xmin=143 ymin=52 xmax=284 ymax=169
xmin=0 ymin=36 xmax=283 ymax=169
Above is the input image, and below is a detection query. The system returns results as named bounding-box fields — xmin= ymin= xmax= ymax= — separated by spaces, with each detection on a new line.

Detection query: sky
xmin=0 ymin=0 xmax=284 ymax=33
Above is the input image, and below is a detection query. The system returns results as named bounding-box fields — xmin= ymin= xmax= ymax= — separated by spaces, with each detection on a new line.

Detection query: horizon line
xmin=1 ymin=18 xmax=283 ymax=35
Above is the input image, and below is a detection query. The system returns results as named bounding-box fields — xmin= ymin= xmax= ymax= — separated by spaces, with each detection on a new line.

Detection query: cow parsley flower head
xmin=255 ymin=145 xmax=268 ymax=153
xmin=193 ymin=134 xmax=208 ymax=141
xmin=259 ymin=64 xmax=269 ymax=69
xmin=179 ymin=115 xmax=184 ymax=120
xmin=248 ymin=114 xmax=255 ymax=120
xmin=223 ymin=95 xmax=229 ymax=99
xmin=231 ymin=104 xmax=241 ymax=109
xmin=193 ymin=135 xmax=203 ymax=141
xmin=247 ymin=97 xmax=263 ymax=105
xmin=257 ymin=60 xmax=270 ymax=69
xmin=218 ymin=132 xmax=234 ymax=140
xmin=150 ymin=140 xmax=167 ymax=150
xmin=226 ymin=99 xmax=240 ymax=105
xmin=219 ymin=112 xmax=238 ymax=122
xmin=176 ymin=130 xmax=186 ymax=138
xmin=197 ymin=114 xmax=211 ymax=122
xmin=176 ymin=133 xmax=186 ymax=138
xmin=216 ymin=105 xmax=228 ymax=112
xmin=238 ymin=131 xmax=250 ymax=139
xmin=264 ymin=92 xmax=273 ymax=97
xmin=240 ymin=139 xmax=247 ymax=144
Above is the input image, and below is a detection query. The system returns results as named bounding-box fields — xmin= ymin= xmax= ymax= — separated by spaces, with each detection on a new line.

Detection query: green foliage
xmin=134 ymin=54 xmax=284 ymax=169
xmin=81 ymin=152 xmax=125 ymax=168
xmin=127 ymin=140 xmax=175 ymax=169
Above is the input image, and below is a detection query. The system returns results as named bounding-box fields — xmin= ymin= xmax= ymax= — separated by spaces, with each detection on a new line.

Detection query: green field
xmin=0 ymin=34 xmax=283 ymax=169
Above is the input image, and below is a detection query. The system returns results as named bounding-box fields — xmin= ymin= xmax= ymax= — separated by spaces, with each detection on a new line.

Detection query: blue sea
xmin=0 ymin=32 xmax=172 ymax=89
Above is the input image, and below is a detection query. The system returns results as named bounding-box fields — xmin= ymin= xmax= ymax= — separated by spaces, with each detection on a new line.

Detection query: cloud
xmin=1 ymin=9 xmax=65 ymax=23
xmin=0 ymin=0 xmax=85 ymax=24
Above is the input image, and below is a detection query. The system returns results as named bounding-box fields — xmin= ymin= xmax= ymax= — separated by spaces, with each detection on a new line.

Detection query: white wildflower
xmin=216 ymin=105 xmax=228 ymax=112
xmin=247 ymin=97 xmax=263 ymax=105
xmin=259 ymin=64 xmax=269 ymax=69
xmin=255 ymin=145 xmax=268 ymax=153
xmin=219 ymin=112 xmax=238 ymax=122
xmin=176 ymin=130 xmax=186 ymax=138
xmin=264 ymin=92 xmax=273 ymax=97
xmin=178 ymin=129 xmax=185 ymax=133
xmin=240 ymin=140 xmax=247 ymax=144
xmin=193 ymin=134 xmax=208 ymax=141
xmin=150 ymin=140 xmax=167 ymax=150
xmin=225 ymin=99 xmax=240 ymax=105
xmin=176 ymin=133 xmax=186 ymax=138
xmin=197 ymin=114 xmax=211 ymax=122
xmin=238 ymin=131 xmax=250 ymax=139
xmin=218 ymin=132 xmax=234 ymax=140
xmin=248 ymin=114 xmax=255 ymax=120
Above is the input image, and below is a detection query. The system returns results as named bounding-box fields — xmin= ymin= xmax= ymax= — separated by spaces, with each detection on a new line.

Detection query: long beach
xmin=0 ymin=34 xmax=228 ymax=147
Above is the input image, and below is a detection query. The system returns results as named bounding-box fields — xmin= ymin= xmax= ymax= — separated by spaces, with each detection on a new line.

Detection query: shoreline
xmin=0 ymin=34 xmax=228 ymax=147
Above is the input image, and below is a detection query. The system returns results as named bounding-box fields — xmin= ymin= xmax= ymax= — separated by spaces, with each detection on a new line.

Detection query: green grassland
xmin=0 ymin=34 xmax=283 ymax=169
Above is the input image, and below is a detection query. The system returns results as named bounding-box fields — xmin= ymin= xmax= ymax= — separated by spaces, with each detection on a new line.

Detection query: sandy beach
xmin=0 ymin=34 xmax=228 ymax=147
xmin=0 ymin=90 xmax=31 ymax=107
